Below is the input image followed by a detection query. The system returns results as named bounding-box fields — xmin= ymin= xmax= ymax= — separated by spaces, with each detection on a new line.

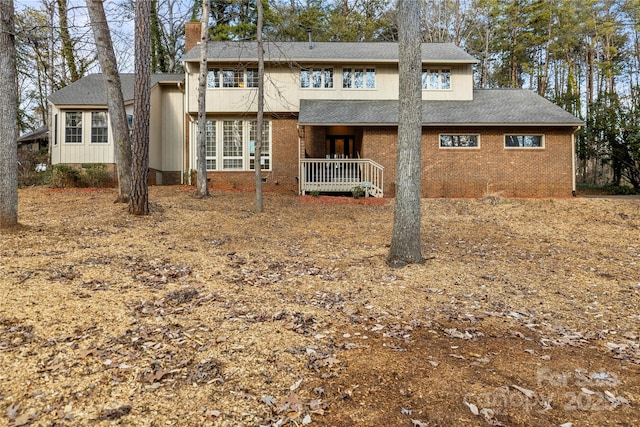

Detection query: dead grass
xmin=1 ymin=186 xmax=639 ymax=426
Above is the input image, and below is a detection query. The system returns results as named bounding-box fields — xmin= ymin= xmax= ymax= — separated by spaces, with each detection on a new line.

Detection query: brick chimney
xmin=185 ymin=21 xmax=201 ymax=53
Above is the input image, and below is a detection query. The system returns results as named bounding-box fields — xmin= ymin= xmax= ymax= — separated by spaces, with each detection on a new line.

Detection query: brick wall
xmin=204 ymin=117 xmax=300 ymax=194
xmin=364 ymin=126 xmax=575 ymax=198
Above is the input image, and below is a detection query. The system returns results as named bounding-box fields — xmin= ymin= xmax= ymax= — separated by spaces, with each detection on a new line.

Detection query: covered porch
xmin=298 ymin=125 xmax=384 ymax=197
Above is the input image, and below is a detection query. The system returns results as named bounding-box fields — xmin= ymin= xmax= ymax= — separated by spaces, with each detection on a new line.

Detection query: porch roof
xmin=298 ymin=90 xmax=584 ymax=127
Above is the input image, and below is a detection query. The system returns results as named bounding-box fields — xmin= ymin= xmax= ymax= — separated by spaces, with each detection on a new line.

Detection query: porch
xmin=299 ymin=158 xmax=384 ymax=197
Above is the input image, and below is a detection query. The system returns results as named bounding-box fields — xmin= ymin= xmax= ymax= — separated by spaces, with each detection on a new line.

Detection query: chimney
xmin=307 ymin=28 xmax=313 ymax=50
xmin=185 ymin=21 xmax=201 ymax=53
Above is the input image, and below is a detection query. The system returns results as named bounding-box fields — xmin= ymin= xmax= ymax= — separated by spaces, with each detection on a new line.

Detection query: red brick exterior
xmin=201 ymin=118 xmax=575 ymax=198
xmin=204 ymin=117 xmax=300 ymax=194
xmin=365 ymin=126 xmax=575 ymax=198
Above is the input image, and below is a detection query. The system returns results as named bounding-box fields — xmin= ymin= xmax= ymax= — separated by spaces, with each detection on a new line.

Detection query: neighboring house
xmin=48 ymin=25 xmax=583 ymax=197
xmin=48 ymin=74 xmax=184 ymax=185
xmin=17 ymin=126 xmax=49 ymax=152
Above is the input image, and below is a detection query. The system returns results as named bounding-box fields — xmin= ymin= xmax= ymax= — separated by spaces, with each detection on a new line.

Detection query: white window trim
xmin=504 ymin=134 xmax=545 ymax=149
xmin=342 ymin=66 xmax=376 ymax=90
xmin=206 ymin=67 xmax=258 ymax=89
xmin=300 ymin=67 xmax=334 ymax=89
xmin=439 ymin=134 xmax=480 ymax=149
xmin=199 ymin=118 xmax=272 ymax=171
xmin=90 ymin=111 xmax=109 ymax=144
xmin=422 ymin=68 xmax=452 ymax=91
xmin=64 ymin=111 xmax=83 ymax=144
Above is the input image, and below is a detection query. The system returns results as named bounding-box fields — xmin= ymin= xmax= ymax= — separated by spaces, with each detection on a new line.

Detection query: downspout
xmin=572 ymin=126 xmax=580 ymax=197
xmin=297 ymin=124 xmax=301 ymax=195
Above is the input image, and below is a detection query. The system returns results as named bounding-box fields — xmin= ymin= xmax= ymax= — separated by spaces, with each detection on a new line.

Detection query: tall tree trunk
xmin=255 ymin=0 xmax=264 ymax=212
xmin=56 ymin=0 xmax=79 ymax=82
xmin=0 ymin=0 xmax=18 ymax=228
xmin=129 ymin=0 xmax=151 ymax=215
xmin=86 ymin=0 xmax=133 ymax=203
xmin=388 ymin=0 xmax=423 ymax=268
xmin=196 ymin=0 xmax=210 ymax=198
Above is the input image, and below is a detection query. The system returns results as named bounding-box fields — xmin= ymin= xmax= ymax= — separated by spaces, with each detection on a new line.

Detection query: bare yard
xmin=1 ymin=186 xmax=639 ymax=426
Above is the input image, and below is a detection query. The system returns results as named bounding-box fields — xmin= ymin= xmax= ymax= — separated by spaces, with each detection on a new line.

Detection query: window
xmin=440 ymin=134 xmax=479 ymax=148
xmin=223 ymin=120 xmax=243 ymax=169
xmin=207 ymin=68 xmax=253 ymax=88
xmin=249 ymin=120 xmax=271 ymax=170
xmin=246 ymin=68 xmax=259 ymax=88
xmin=207 ymin=69 xmax=220 ymax=88
xmin=199 ymin=119 xmax=272 ymax=171
xmin=54 ymin=114 xmax=58 ymax=146
xmin=505 ymin=135 xmax=543 ymax=148
xmin=300 ymin=67 xmax=334 ymax=88
xmin=91 ymin=111 xmax=109 ymax=143
xmin=65 ymin=111 xmax=82 ymax=143
xmin=422 ymin=69 xmax=451 ymax=90
xmin=206 ymin=120 xmax=216 ymax=170
xmin=222 ymin=69 xmax=244 ymax=87
xmin=343 ymin=67 xmax=375 ymax=89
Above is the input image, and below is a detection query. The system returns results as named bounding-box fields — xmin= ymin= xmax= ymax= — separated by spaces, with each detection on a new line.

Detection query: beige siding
xmin=186 ymin=63 xmax=473 ymax=114
xmin=161 ymin=86 xmax=184 ymax=172
xmin=49 ymin=107 xmax=115 ymax=165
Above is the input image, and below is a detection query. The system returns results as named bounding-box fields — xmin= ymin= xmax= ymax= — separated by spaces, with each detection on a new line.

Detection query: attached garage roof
xmin=299 ymin=90 xmax=584 ymax=127
xmin=48 ymin=73 xmax=184 ymax=106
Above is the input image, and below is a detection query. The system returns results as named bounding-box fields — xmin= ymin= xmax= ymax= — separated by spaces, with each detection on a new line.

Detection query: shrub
xmin=80 ymin=163 xmax=111 ymax=188
xmin=51 ymin=164 xmax=79 ymax=188
xmin=351 ymin=186 xmax=365 ymax=199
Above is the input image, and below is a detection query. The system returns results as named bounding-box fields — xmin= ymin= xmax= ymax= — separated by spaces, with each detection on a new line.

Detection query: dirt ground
xmin=1 ymin=186 xmax=639 ymax=427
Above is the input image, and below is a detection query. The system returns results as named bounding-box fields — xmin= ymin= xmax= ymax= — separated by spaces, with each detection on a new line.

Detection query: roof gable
xmin=48 ymin=73 xmax=184 ymax=106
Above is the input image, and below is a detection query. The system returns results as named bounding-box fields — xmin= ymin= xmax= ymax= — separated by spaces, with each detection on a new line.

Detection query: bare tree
xmin=388 ymin=0 xmax=423 ymax=267
xmin=195 ymin=0 xmax=210 ymax=198
xmin=129 ymin=0 xmax=151 ymax=215
xmin=0 ymin=0 xmax=18 ymax=228
xmin=254 ymin=0 xmax=265 ymax=212
xmin=86 ymin=0 xmax=133 ymax=203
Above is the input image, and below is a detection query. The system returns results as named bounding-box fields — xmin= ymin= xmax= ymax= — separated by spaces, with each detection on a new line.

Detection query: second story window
xmin=422 ymin=69 xmax=451 ymax=90
xmin=300 ymin=68 xmax=334 ymax=88
xmin=207 ymin=68 xmax=253 ymax=88
xmin=343 ymin=67 xmax=376 ymax=89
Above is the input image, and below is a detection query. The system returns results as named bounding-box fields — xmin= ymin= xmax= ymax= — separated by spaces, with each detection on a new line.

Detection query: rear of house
xmin=47 ymin=29 xmax=582 ymax=198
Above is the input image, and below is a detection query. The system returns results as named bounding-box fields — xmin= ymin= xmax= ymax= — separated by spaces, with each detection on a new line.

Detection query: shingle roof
xmin=299 ymin=90 xmax=584 ymax=126
xmin=48 ymin=73 xmax=184 ymax=106
xmin=182 ymin=41 xmax=478 ymax=64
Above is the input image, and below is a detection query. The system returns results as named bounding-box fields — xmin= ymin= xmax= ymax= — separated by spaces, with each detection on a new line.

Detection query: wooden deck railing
xmin=299 ymin=158 xmax=384 ymax=197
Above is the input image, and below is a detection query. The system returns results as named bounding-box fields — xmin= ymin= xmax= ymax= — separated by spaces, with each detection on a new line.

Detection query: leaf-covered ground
xmin=1 ymin=186 xmax=639 ymax=426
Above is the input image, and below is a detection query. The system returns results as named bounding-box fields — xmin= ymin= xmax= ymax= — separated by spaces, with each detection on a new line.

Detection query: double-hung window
xmin=300 ymin=68 xmax=334 ymax=88
xmin=343 ymin=67 xmax=376 ymax=89
xmin=65 ymin=111 xmax=82 ymax=143
xmin=505 ymin=135 xmax=544 ymax=148
xmin=91 ymin=111 xmax=109 ymax=143
xmin=422 ymin=69 xmax=451 ymax=90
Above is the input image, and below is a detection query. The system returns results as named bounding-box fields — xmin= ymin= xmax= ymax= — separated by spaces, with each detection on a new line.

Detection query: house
xmin=48 ymin=74 xmax=184 ymax=185
xmin=17 ymin=126 xmax=49 ymax=152
xmin=48 ymin=25 xmax=583 ymax=197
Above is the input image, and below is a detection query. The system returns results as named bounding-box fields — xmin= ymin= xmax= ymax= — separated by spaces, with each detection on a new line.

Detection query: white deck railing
xmin=299 ymin=159 xmax=384 ymax=197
